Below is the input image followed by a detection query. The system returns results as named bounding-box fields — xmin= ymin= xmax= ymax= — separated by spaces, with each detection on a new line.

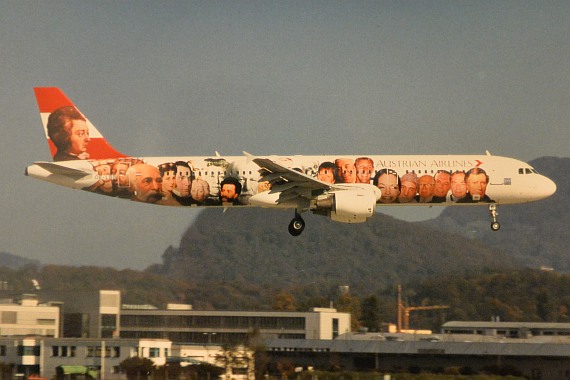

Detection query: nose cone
xmin=535 ymin=175 xmax=557 ymax=200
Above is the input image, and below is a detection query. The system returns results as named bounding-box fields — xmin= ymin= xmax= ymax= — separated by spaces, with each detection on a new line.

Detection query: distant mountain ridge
xmin=427 ymin=156 xmax=570 ymax=271
xmin=0 ymin=252 xmax=40 ymax=269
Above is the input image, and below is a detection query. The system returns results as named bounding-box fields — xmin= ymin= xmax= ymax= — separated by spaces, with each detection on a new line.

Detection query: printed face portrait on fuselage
xmin=355 ymin=157 xmax=374 ymax=184
xmin=466 ymin=169 xmax=489 ymax=198
xmin=128 ymin=164 xmax=164 ymax=203
xmin=335 ymin=158 xmax=356 ymax=183
xmin=219 ymin=177 xmax=242 ymax=203
xmin=399 ymin=172 xmax=419 ymax=203
xmin=450 ymin=171 xmax=467 ymax=200
xmin=317 ymin=162 xmax=337 ymax=184
xmin=174 ymin=162 xmax=192 ymax=198
xmin=418 ymin=175 xmax=435 ymax=202
xmin=434 ymin=171 xmax=451 ymax=198
xmin=47 ymin=106 xmax=91 ymax=161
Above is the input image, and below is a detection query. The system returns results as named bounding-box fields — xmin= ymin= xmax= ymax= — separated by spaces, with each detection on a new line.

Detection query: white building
xmin=0 ymin=337 xmax=170 ymax=380
xmin=0 ymin=295 xmax=60 ymax=337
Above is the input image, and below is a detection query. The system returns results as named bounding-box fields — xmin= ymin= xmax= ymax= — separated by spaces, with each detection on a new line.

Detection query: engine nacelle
xmin=313 ymin=186 xmax=380 ymax=223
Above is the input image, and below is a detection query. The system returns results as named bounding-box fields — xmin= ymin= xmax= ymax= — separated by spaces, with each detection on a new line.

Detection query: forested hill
xmin=428 ymin=156 xmax=570 ymax=271
xmin=151 ymin=208 xmax=517 ymax=296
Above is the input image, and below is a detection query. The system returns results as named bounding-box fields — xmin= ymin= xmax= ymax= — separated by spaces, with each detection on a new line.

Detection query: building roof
xmin=442 ymin=321 xmax=570 ymax=330
xmin=264 ymin=333 xmax=570 ymax=358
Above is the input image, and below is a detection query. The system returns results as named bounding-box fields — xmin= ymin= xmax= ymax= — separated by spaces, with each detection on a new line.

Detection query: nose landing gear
xmin=288 ymin=212 xmax=305 ymax=236
xmin=489 ymin=204 xmax=500 ymax=231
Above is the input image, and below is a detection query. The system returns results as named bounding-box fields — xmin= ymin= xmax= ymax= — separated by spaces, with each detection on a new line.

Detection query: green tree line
xmin=2 ymin=264 xmax=570 ymax=332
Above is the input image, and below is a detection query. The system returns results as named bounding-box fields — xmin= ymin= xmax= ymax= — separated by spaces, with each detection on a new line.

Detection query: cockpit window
xmin=519 ymin=167 xmax=538 ymax=174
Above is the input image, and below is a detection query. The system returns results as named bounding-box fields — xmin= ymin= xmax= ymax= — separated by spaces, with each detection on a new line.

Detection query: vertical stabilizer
xmin=34 ymin=87 xmax=126 ymax=161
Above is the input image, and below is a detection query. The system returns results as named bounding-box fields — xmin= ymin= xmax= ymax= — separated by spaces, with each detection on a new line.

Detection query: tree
xmin=360 ymin=296 xmax=380 ymax=332
xmin=119 ymin=356 xmax=155 ymax=380
xmin=272 ymin=291 xmax=297 ymax=311
xmin=336 ymin=293 xmax=361 ymax=331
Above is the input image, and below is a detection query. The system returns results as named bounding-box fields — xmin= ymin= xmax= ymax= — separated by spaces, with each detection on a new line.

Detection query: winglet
xmin=34 ymin=87 xmax=127 ymax=161
xmin=243 ymin=151 xmax=255 ymax=163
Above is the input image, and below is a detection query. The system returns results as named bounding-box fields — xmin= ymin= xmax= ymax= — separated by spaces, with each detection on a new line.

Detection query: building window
xmin=37 ymin=319 xmax=55 ymax=325
xmin=87 ymin=346 xmax=101 ymax=358
xmin=332 ymin=318 xmax=339 ymax=339
xmin=101 ymin=314 xmax=117 ymax=338
xmin=0 ymin=346 xmax=6 ymax=356
xmin=1 ymin=311 xmax=16 ymax=324
xmin=52 ymin=346 xmax=59 ymax=357
xmin=18 ymin=346 xmax=40 ymax=356
xmin=149 ymin=348 xmax=160 ymax=358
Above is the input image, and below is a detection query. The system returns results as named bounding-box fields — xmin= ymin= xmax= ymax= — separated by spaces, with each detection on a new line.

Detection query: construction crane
xmin=397 ymin=285 xmax=449 ymax=332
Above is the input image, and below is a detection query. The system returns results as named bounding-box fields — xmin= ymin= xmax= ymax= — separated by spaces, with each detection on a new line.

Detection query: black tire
xmin=288 ymin=217 xmax=305 ymax=236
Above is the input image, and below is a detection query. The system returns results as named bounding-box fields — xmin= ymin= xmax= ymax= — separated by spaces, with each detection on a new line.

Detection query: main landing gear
xmin=288 ymin=211 xmax=305 ymax=236
xmin=489 ymin=204 xmax=500 ymax=231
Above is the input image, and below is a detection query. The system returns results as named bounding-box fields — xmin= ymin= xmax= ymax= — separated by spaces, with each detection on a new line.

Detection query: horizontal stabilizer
xmin=32 ymin=162 xmax=92 ymax=180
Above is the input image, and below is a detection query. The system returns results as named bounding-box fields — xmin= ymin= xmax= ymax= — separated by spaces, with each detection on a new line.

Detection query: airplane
xmin=26 ymin=88 xmax=557 ymax=236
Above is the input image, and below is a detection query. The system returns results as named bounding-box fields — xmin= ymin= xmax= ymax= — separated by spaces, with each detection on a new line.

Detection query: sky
xmin=0 ymin=1 xmax=568 ymax=270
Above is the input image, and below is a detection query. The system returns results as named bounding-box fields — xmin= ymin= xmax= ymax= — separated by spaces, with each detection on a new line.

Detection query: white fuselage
xmin=26 ymin=153 xmax=557 ymax=207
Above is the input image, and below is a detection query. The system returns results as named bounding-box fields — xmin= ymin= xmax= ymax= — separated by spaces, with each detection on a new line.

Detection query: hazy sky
xmin=1 ymin=1 xmax=568 ymax=269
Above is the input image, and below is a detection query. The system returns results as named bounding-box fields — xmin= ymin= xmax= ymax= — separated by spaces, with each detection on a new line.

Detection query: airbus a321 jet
xmin=26 ymin=88 xmax=557 ymax=236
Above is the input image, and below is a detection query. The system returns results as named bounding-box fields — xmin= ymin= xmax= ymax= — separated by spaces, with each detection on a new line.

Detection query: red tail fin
xmin=34 ymin=87 xmax=127 ymax=161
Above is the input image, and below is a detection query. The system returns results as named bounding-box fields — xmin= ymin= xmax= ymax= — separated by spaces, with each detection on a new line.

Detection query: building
xmin=263 ymin=332 xmax=570 ymax=380
xmin=120 ymin=306 xmax=350 ymax=343
xmin=0 ymin=337 xmax=170 ymax=380
xmin=32 ymin=290 xmax=349 ymax=344
xmin=172 ymin=343 xmax=254 ymax=380
xmin=442 ymin=321 xmax=570 ymax=338
xmin=38 ymin=290 xmax=121 ymax=339
xmin=0 ymin=294 xmax=60 ymax=337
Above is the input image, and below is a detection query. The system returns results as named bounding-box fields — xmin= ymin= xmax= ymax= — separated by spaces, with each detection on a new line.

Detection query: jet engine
xmin=312 ymin=186 xmax=380 ymax=223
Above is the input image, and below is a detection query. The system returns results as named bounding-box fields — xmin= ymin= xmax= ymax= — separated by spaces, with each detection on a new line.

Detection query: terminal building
xmin=28 ymin=289 xmax=350 ymax=343
xmin=119 ymin=306 xmax=349 ymax=343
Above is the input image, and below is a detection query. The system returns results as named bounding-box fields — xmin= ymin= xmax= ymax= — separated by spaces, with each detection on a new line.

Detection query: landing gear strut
xmin=288 ymin=212 xmax=305 ymax=236
xmin=489 ymin=204 xmax=500 ymax=231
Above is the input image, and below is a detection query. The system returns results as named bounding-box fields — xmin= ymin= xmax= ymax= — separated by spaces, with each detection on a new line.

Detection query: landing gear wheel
xmin=489 ymin=204 xmax=500 ymax=232
xmin=288 ymin=216 xmax=305 ymax=236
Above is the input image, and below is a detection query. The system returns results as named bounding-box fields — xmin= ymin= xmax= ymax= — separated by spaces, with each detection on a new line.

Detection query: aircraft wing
xmin=252 ymin=157 xmax=331 ymax=203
